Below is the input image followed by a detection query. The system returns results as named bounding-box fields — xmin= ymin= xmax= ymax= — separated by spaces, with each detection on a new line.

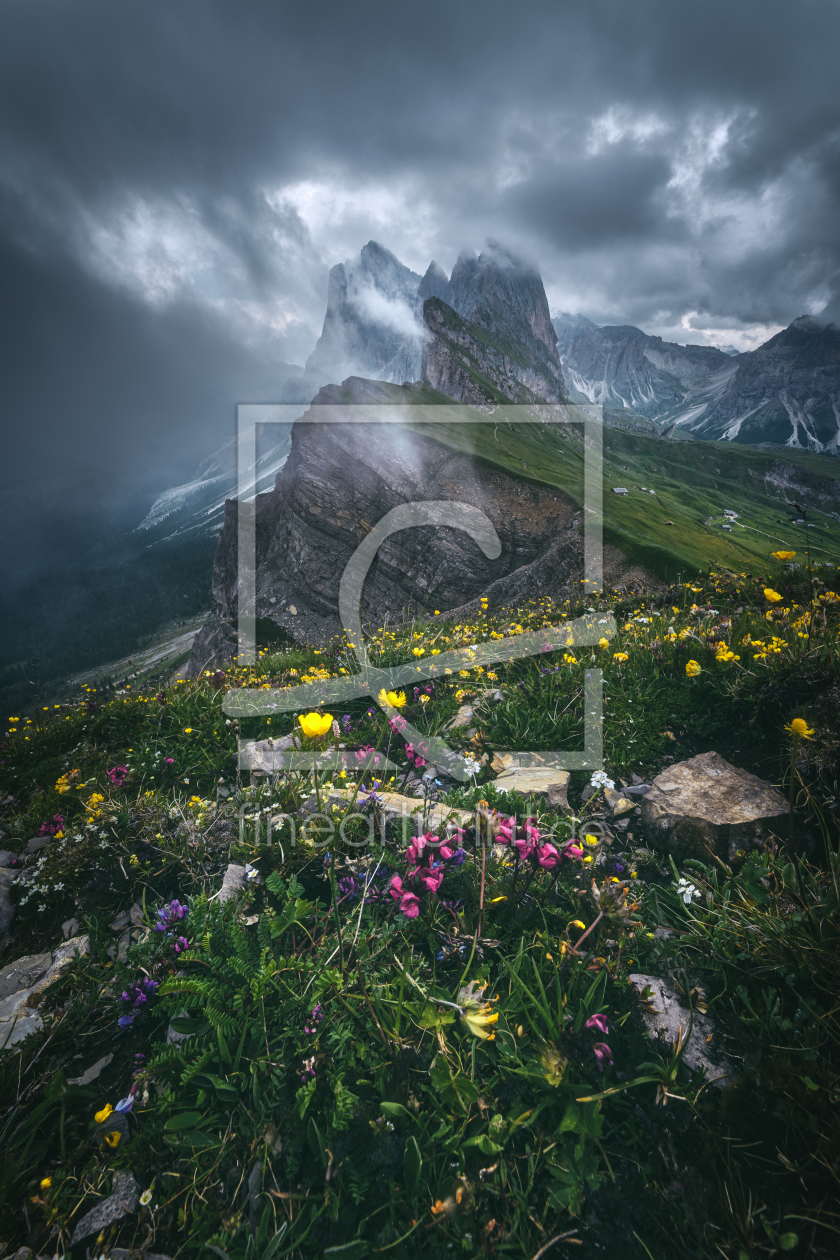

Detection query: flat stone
xmin=25 ymin=836 xmax=51 ymax=854
xmin=641 ymin=751 xmax=788 ymax=861
xmin=67 ymin=1052 xmax=114 ymax=1086
xmin=0 ymin=953 xmax=52 ymax=1001
xmin=0 ymin=935 xmax=89 ymax=1048
xmin=493 ymin=767 xmax=570 ymax=811
xmin=447 ymin=704 xmax=474 ymax=730
xmin=604 ymin=787 xmax=636 ymax=816
xmin=215 ymin=863 xmax=248 ymax=903
xmin=109 ymin=909 xmax=131 ymax=931
xmin=70 ymin=1171 xmax=139 ymax=1244
xmin=107 ymin=928 xmax=132 ymax=962
xmin=61 ymin=917 xmax=80 ymax=939
xmin=331 ymin=789 xmax=472 ymax=835
xmin=0 ymin=850 xmax=19 ymax=867
xmin=239 ymin=733 xmax=300 ymax=773
xmin=628 ymin=973 xmax=738 ymax=1089
xmin=0 ymin=866 xmax=19 ymax=943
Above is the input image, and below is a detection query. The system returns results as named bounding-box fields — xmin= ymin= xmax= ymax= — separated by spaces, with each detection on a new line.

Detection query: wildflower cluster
xmin=389 ymin=829 xmax=466 ymax=918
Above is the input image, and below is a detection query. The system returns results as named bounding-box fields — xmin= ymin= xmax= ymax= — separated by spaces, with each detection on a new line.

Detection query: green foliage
xmin=1 ymin=575 xmax=839 ymax=1257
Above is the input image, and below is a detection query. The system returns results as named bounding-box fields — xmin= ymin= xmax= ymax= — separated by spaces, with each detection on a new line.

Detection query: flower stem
xmin=572 ymin=910 xmax=604 ymax=955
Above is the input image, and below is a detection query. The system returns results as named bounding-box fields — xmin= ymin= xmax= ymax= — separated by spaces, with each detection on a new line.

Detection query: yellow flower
xmin=377 ymin=689 xmax=406 ymax=708
xmin=94 ymin=1103 xmax=114 ymax=1124
xmin=685 ymin=660 xmax=702 ymax=677
xmin=764 ymin=588 xmax=783 ymax=603
xmin=584 ymin=836 xmax=599 ymax=846
xmin=412 ymin=647 xmax=425 ymax=657
xmin=298 ymin=712 xmax=334 ymax=738
xmin=462 ymin=1006 xmax=499 ymax=1040
xmin=772 ymin=551 xmax=796 ymax=561
xmin=570 ymin=919 xmax=586 ymax=929
xmin=583 ymin=855 xmax=593 ymax=864
xmin=563 ymin=653 xmax=577 ymax=664
xmin=40 ymin=1176 xmax=52 ymax=1190
xmin=598 ymin=637 xmax=609 ymax=648
xmin=613 ymin=652 xmax=629 ymax=663
xmin=184 ymin=727 xmax=192 ymax=733
xmin=103 ymin=1131 xmax=122 ymax=1149
xmin=787 ymin=718 xmax=814 ymax=739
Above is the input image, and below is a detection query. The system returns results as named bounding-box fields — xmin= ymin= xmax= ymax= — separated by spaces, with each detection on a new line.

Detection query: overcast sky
xmin=2 ymin=0 xmax=839 ymax=501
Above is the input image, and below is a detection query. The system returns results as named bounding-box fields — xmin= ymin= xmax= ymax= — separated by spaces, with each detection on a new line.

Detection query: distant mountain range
xmin=286 ymin=239 xmax=840 ymax=453
xmin=136 ymin=237 xmax=840 ymax=552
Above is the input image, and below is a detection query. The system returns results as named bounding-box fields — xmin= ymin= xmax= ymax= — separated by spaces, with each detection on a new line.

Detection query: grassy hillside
xmin=1 ymin=570 xmax=837 ymax=1258
xmin=398 ymin=404 xmax=840 ymax=578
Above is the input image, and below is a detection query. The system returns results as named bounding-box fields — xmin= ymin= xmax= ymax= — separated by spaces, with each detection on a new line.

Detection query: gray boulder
xmin=629 ymin=973 xmax=738 ymax=1090
xmin=70 ymin=1171 xmax=139 ymax=1244
xmin=641 ymin=752 xmax=788 ymax=861
xmin=0 ymin=935 xmax=89 ymax=1048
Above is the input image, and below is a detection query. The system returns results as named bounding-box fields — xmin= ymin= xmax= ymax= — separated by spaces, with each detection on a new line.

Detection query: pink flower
xmin=417 ymin=866 xmax=444 ymax=894
xmin=437 ymin=841 xmax=455 ymax=860
xmin=406 ymin=834 xmax=430 ymax=866
xmin=592 ymin=1042 xmax=613 ymax=1071
xmin=389 ymin=875 xmax=420 ymax=919
xmin=563 ymin=841 xmax=584 ymax=860
xmin=586 ymin=1013 xmax=610 ymax=1036
xmin=536 ymin=843 xmax=560 ymax=869
xmin=513 ymin=836 xmax=536 ymax=861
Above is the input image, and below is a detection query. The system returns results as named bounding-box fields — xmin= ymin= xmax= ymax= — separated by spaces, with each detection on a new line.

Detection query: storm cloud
xmin=1 ymin=0 xmax=839 ymax=508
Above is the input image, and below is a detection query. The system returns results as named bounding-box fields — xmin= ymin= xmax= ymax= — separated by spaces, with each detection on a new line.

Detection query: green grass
xmin=400 ymin=410 xmax=840 ymax=579
xmin=1 ymin=570 xmax=838 ymax=1258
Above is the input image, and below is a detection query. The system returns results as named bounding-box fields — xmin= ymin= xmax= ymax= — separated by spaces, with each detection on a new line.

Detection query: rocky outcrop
xmin=629 ymin=972 xmax=738 ymax=1089
xmin=641 ymin=752 xmax=788 ymax=861
xmin=183 ymin=377 xmax=583 ymax=661
xmin=301 ymin=238 xmax=567 ymax=404
xmin=303 ymin=241 xmax=424 ymax=390
xmin=0 ymin=934 xmax=89 ymax=1048
xmin=421 ymin=298 xmax=567 ymax=406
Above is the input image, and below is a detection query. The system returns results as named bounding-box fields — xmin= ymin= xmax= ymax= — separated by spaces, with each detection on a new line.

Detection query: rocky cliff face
xmin=552 ymin=313 xmax=730 ymax=419
xmin=183 ymin=377 xmax=582 ymax=667
xmin=421 ymin=298 xmax=567 ymax=406
xmin=672 ymin=316 xmax=840 ymax=451
xmin=300 ymin=239 xmax=567 ymax=406
xmin=303 ymin=241 xmax=424 ymax=392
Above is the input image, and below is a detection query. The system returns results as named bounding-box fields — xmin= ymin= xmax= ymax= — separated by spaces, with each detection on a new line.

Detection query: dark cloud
xmin=1 ymin=0 xmax=839 ymax=536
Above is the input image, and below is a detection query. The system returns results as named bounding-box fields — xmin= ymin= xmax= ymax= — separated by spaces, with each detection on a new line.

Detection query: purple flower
xmin=592 ymin=1042 xmax=613 ymax=1071
xmin=107 ymin=765 xmax=128 ymax=786
xmin=118 ymin=1014 xmax=135 ymax=1030
xmin=172 ymin=936 xmax=190 ymax=954
xmin=585 ymin=1013 xmax=610 ymax=1036
xmin=154 ymin=899 xmax=188 ymax=933
xmin=121 ymin=976 xmax=159 ymax=1012
xmin=304 ymin=1003 xmax=324 ymax=1035
xmin=115 ymin=1091 xmax=135 ymax=1113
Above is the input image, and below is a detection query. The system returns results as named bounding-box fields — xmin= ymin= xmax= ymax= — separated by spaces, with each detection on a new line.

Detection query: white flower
xmin=676 ymin=877 xmax=699 ymax=905
xmin=463 ymin=756 xmax=481 ymax=776
xmin=590 ymin=770 xmax=615 ymax=790
xmin=140 ymin=1188 xmax=153 ymax=1206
